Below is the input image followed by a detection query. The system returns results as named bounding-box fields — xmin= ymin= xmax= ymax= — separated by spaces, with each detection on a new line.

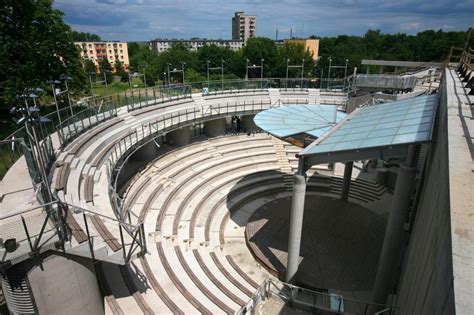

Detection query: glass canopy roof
xmin=299 ymin=94 xmax=437 ymax=161
xmin=254 ymin=104 xmax=346 ymax=138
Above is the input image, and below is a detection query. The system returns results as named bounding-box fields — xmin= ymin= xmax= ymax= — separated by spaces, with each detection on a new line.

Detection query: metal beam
xmin=361 ymin=60 xmax=443 ymax=68
xmin=301 ymin=144 xmax=410 ymax=166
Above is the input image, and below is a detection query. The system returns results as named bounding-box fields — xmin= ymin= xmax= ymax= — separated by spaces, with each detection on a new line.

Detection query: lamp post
xmin=11 ymin=94 xmax=53 ymax=204
xmin=60 ymin=75 xmax=74 ymax=116
xmin=328 ymin=57 xmax=332 ymax=89
xmin=143 ymin=67 xmax=147 ymax=89
xmin=167 ymin=63 xmax=171 ymax=87
xmin=301 ymin=59 xmax=305 ymax=88
xmin=47 ymin=80 xmax=62 ymax=125
xmin=320 ymin=68 xmax=324 ymax=89
xmin=181 ymin=62 xmax=186 ymax=84
xmin=221 ymin=59 xmax=225 ymax=90
xmin=343 ymin=59 xmax=349 ymax=91
xmin=261 ymin=58 xmax=264 ymax=80
xmin=286 ymin=58 xmax=290 ymax=89
xmin=245 ymin=58 xmax=249 ymax=80
xmin=207 ymin=60 xmax=210 ymax=88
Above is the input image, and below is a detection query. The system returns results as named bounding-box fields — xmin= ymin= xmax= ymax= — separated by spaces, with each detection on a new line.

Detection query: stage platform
xmin=246 ymin=195 xmax=387 ymax=291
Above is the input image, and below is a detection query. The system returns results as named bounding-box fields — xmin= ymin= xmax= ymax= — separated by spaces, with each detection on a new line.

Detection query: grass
xmin=92 ymin=78 xmax=146 ymax=97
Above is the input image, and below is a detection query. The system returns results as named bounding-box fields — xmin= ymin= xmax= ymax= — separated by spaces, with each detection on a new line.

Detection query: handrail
xmin=238 ymin=278 xmax=394 ymax=314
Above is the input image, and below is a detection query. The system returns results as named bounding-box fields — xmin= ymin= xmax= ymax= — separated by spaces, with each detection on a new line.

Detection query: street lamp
xmin=343 ymin=59 xmax=349 ymax=91
xmin=245 ymin=58 xmax=249 ymax=80
xmin=286 ymin=58 xmax=290 ymax=89
xmin=301 ymin=59 xmax=305 ymax=87
xmin=167 ymin=63 xmax=171 ymax=87
xmin=10 ymin=94 xmax=53 ymax=204
xmin=221 ymin=59 xmax=225 ymax=90
xmin=46 ymin=80 xmax=62 ymax=125
xmin=328 ymin=57 xmax=332 ymax=89
xmin=261 ymin=58 xmax=264 ymax=80
xmin=207 ymin=60 xmax=210 ymax=88
xmin=181 ymin=62 xmax=186 ymax=84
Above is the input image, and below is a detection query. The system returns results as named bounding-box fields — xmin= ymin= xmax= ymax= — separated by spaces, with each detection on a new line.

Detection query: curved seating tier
xmin=93 ymin=134 xmax=391 ymax=314
xmin=44 ymin=89 xmax=350 ymax=313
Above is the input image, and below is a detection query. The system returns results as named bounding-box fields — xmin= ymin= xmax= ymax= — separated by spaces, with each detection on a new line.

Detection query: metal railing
xmin=106 ymin=99 xmax=280 ymax=222
xmin=0 ymin=200 xmax=146 ymax=266
xmin=238 ymin=278 xmax=393 ymax=315
xmin=0 ymin=139 xmax=25 ymax=180
xmin=56 ymin=100 xmax=117 ymax=146
xmin=125 ymin=84 xmax=192 ymax=112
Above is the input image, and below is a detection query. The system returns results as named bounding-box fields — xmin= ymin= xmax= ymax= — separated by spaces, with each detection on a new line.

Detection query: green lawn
xmin=91 ymin=78 xmax=147 ymax=97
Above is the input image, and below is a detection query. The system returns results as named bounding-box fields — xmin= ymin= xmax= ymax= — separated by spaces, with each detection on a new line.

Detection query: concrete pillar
xmin=285 ymin=173 xmax=307 ymax=283
xmin=370 ymin=159 xmax=378 ymax=168
xmin=133 ymin=139 xmax=160 ymax=161
xmin=167 ymin=126 xmax=190 ymax=146
xmin=204 ymin=118 xmax=226 ymax=137
xmin=340 ymin=161 xmax=353 ymax=201
xmin=376 ymin=167 xmax=388 ymax=186
xmin=242 ymin=115 xmax=257 ymax=133
xmin=27 ymin=253 xmax=104 ymax=315
xmin=370 ymin=146 xmax=417 ymax=309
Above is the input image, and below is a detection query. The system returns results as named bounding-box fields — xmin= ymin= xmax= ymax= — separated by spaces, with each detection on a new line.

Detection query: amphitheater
xmin=0 ymin=49 xmax=473 ymax=315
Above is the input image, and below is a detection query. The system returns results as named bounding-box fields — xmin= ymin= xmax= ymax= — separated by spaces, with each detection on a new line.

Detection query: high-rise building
xmin=149 ymin=38 xmax=244 ymax=54
xmin=232 ymin=11 xmax=256 ymax=42
xmin=75 ymin=41 xmax=129 ymax=73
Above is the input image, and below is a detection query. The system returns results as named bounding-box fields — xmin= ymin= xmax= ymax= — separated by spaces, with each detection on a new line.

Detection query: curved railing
xmin=106 ymin=99 xmax=292 ymax=223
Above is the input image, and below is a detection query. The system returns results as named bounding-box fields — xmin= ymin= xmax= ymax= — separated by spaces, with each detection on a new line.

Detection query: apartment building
xmin=75 ymin=41 xmax=129 ymax=72
xmin=232 ymin=11 xmax=256 ymax=42
xmin=285 ymin=38 xmax=320 ymax=61
xmin=149 ymin=38 xmax=244 ymax=54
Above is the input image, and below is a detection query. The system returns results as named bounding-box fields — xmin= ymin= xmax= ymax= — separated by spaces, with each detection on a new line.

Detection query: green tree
xmin=84 ymin=59 xmax=97 ymax=76
xmin=114 ymin=59 xmax=128 ymax=82
xmin=0 ymin=0 xmax=87 ymax=109
xmin=71 ymin=31 xmax=101 ymax=42
xmin=99 ymin=59 xmax=113 ymax=84
xmin=243 ymin=37 xmax=278 ymax=77
xmin=130 ymin=44 xmax=160 ymax=86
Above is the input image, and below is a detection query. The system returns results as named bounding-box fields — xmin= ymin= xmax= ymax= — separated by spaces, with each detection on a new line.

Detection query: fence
xmin=238 ymin=278 xmax=393 ymax=315
xmin=56 ymin=100 xmax=117 ymax=146
xmin=0 ymin=201 xmax=146 ymax=266
xmin=106 ymin=99 xmax=287 ymax=223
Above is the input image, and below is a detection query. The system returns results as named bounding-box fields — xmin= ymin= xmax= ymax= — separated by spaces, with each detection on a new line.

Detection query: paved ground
xmin=246 ymin=195 xmax=387 ymax=291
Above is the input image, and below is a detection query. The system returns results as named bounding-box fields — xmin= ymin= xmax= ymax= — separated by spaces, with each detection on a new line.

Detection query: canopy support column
xmin=340 ymin=161 xmax=353 ymax=201
xmin=286 ymin=158 xmax=307 ymax=283
xmin=370 ymin=145 xmax=417 ymax=309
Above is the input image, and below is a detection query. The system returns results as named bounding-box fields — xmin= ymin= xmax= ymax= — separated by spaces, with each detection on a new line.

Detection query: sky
xmin=54 ymin=0 xmax=474 ymax=41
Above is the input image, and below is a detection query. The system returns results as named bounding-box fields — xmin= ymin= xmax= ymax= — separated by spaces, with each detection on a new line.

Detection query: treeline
xmin=125 ymin=38 xmax=315 ymax=86
xmin=127 ymin=29 xmax=470 ymax=85
xmin=315 ymin=29 xmax=471 ymax=76
xmin=0 ymin=0 xmax=471 ymax=112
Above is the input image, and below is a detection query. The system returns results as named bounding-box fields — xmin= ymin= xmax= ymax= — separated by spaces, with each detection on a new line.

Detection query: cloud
xmin=53 ymin=0 xmax=474 ymax=41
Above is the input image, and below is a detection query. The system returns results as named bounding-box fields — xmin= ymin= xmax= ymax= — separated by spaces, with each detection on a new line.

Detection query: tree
xmin=99 ymin=59 xmax=113 ymax=84
xmin=0 ymin=0 xmax=87 ymax=109
xmin=84 ymin=59 xmax=97 ymax=76
xmin=114 ymin=59 xmax=128 ymax=82
xmin=243 ymin=37 xmax=278 ymax=77
xmin=71 ymin=31 xmax=101 ymax=42
xmin=130 ymin=44 xmax=160 ymax=86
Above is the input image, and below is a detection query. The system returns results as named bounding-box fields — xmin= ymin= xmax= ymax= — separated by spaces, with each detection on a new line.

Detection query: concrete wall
xmin=394 ymin=80 xmax=455 ymax=314
xmin=27 ymin=253 xmax=104 ymax=315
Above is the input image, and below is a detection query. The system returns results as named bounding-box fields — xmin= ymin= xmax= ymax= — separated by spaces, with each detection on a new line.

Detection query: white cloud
xmin=54 ymin=0 xmax=474 ymax=41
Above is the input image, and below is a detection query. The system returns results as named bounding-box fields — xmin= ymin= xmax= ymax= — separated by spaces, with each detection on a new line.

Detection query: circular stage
xmin=245 ymin=195 xmax=387 ymax=291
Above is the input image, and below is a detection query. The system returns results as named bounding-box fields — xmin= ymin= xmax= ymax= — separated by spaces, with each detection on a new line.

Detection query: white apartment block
xmin=75 ymin=41 xmax=130 ymax=72
xmin=149 ymin=39 xmax=244 ymax=54
xmin=232 ymin=11 xmax=256 ymax=42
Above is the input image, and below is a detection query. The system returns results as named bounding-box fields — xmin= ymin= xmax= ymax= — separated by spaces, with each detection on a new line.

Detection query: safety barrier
xmin=237 ymin=278 xmax=393 ymax=315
